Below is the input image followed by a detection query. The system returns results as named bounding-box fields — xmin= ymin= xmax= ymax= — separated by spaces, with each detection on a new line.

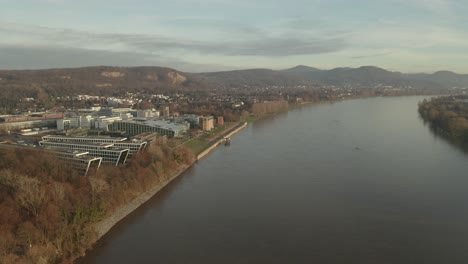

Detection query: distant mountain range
xmin=199 ymin=65 xmax=468 ymax=89
xmin=195 ymin=68 xmax=314 ymax=88
xmin=1 ymin=65 xmax=467 ymax=101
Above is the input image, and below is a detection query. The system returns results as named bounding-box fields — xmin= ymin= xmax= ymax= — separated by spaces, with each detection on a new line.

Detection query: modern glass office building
xmin=41 ymin=135 xmax=147 ymax=155
xmin=39 ymin=141 xmax=129 ymax=166
xmin=108 ymin=120 xmax=188 ymax=138
xmin=50 ymin=150 xmax=102 ymax=176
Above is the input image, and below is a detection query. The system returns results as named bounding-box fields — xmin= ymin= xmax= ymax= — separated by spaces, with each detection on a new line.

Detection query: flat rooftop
xmin=116 ymin=119 xmax=187 ymax=131
xmin=40 ymin=141 xmax=129 ymax=152
xmin=43 ymin=135 xmax=128 ymax=141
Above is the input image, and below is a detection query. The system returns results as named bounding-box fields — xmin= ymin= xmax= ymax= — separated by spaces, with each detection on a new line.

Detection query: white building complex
xmin=57 ymin=115 xmax=96 ymax=130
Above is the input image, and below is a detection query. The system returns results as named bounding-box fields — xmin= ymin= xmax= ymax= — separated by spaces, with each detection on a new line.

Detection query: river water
xmin=81 ymin=96 xmax=468 ymax=264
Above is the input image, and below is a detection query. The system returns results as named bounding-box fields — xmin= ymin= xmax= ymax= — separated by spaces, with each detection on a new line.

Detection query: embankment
xmin=93 ymin=163 xmax=191 ymax=238
xmin=197 ymin=122 xmax=247 ymax=160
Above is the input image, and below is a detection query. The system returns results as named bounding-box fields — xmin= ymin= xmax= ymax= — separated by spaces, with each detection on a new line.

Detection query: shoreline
xmin=85 ymin=121 xmax=249 ymax=259
xmin=196 ymin=122 xmax=247 ymax=161
xmin=92 ymin=163 xmax=191 ymax=239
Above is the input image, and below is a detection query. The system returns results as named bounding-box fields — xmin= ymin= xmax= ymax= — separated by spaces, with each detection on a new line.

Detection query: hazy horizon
xmin=1 ymin=0 xmax=467 ymax=73
xmin=0 ymin=63 xmax=467 ymax=75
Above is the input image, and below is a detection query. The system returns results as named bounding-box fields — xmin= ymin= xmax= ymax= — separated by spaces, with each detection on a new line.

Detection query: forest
xmin=418 ymin=95 xmax=468 ymax=144
xmin=0 ymin=143 xmax=194 ymax=263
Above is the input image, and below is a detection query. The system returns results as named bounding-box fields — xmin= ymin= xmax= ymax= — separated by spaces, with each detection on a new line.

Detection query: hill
xmin=280 ymin=65 xmax=442 ymax=88
xmin=407 ymin=71 xmax=468 ymax=88
xmin=196 ymin=65 xmax=468 ymax=90
xmin=280 ymin=65 xmax=320 ymax=74
xmin=196 ymin=68 xmax=316 ymax=88
xmin=0 ymin=66 xmax=206 ymax=101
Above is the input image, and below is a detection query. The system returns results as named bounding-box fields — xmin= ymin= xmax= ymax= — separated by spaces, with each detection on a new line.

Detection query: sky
xmin=0 ymin=0 xmax=467 ymax=73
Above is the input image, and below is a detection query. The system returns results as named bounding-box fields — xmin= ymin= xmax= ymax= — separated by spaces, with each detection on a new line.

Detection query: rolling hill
xmin=0 ymin=66 xmax=206 ymax=101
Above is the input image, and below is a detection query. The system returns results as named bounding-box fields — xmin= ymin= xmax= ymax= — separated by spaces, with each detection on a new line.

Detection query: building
xmin=54 ymin=114 xmax=125 ymax=137
xmin=57 ymin=117 xmax=80 ymax=130
xmin=133 ymin=133 xmax=165 ymax=145
xmin=97 ymin=108 xmax=113 ymax=116
xmin=108 ymin=119 xmax=188 ymax=138
xmin=217 ymin=116 xmax=224 ymax=126
xmin=0 ymin=113 xmax=64 ymax=123
xmin=162 ymin=106 xmax=170 ymax=117
xmin=201 ymin=116 xmax=214 ymax=131
xmin=169 ymin=114 xmax=200 ymax=128
xmin=39 ymin=141 xmax=130 ymax=166
xmin=111 ymin=108 xmax=134 ymax=115
xmin=41 ymin=135 xmax=147 ymax=155
xmin=94 ymin=116 xmax=122 ymax=131
xmin=0 ymin=113 xmax=64 ymax=131
xmin=57 ymin=115 xmax=96 ymax=130
xmin=50 ymin=149 xmax=102 ymax=176
xmin=137 ymin=110 xmax=160 ymax=118
xmin=80 ymin=115 xmax=95 ymax=128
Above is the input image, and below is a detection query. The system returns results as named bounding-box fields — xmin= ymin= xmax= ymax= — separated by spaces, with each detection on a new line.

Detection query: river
xmin=80 ymin=96 xmax=468 ymax=264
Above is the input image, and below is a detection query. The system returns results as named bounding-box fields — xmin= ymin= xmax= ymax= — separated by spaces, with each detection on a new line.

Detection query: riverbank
xmin=92 ymin=163 xmax=191 ymax=239
xmin=197 ymin=122 xmax=247 ymax=160
xmin=247 ymin=100 xmax=331 ymax=123
xmin=418 ymin=95 xmax=468 ymax=153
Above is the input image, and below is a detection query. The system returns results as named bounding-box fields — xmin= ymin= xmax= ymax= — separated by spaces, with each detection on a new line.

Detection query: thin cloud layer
xmin=0 ymin=0 xmax=467 ymax=72
xmin=0 ymin=45 xmax=237 ymax=72
xmin=0 ymin=23 xmax=347 ymax=57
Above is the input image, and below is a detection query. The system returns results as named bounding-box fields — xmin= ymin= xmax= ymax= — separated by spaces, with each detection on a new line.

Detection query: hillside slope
xmin=0 ymin=66 xmax=205 ymax=100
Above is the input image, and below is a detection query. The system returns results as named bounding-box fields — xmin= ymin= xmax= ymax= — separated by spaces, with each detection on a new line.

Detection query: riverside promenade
xmin=196 ymin=122 xmax=247 ymax=161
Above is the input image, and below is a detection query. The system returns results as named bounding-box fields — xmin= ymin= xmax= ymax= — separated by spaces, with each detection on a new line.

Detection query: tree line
xmin=418 ymin=95 xmax=468 ymax=144
xmin=252 ymin=100 xmax=289 ymax=116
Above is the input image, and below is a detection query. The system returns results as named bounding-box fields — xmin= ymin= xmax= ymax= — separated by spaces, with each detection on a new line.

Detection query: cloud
xmin=350 ymin=19 xmax=468 ymax=51
xmin=392 ymin=0 xmax=454 ymax=14
xmin=0 ymin=45 xmax=236 ymax=72
xmin=223 ymin=37 xmax=346 ymax=56
xmin=0 ymin=22 xmax=348 ymax=57
xmin=350 ymin=51 xmax=393 ymax=59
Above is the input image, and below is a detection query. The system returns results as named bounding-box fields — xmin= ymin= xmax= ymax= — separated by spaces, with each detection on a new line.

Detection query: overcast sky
xmin=1 ymin=0 xmax=467 ymax=73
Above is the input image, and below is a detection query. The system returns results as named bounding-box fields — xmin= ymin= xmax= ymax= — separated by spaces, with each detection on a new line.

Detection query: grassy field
xmin=183 ymin=122 xmax=239 ymax=155
xmin=245 ymin=115 xmax=256 ymax=123
xmin=200 ymin=122 xmax=236 ymax=139
xmin=183 ymin=138 xmax=210 ymax=155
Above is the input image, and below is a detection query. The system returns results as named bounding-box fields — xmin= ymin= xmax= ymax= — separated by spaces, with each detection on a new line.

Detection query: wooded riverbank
xmin=418 ymin=95 xmax=468 ymax=150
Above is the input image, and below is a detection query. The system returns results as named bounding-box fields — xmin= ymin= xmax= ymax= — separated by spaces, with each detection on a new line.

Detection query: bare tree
xmin=15 ymin=176 xmax=47 ymax=217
